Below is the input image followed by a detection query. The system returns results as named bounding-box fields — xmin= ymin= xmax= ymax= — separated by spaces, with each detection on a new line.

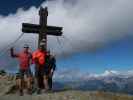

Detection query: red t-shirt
xmin=32 ymin=49 xmax=46 ymax=66
xmin=17 ymin=51 xmax=32 ymax=70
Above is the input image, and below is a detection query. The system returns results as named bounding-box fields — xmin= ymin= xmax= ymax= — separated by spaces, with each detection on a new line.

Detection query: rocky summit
xmin=0 ymin=90 xmax=133 ymax=100
xmin=0 ymin=75 xmax=133 ymax=100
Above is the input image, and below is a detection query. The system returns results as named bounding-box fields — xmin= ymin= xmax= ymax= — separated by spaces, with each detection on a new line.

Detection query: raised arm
xmin=10 ymin=47 xmax=19 ymax=58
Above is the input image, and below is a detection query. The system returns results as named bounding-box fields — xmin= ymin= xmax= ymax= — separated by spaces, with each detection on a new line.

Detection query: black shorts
xmin=35 ymin=66 xmax=49 ymax=77
xmin=18 ymin=68 xmax=32 ymax=79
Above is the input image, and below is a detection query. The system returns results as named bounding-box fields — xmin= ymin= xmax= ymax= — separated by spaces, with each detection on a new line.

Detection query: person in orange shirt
xmin=32 ymin=42 xmax=49 ymax=94
xmin=10 ymin=44 xmax=32 ymax=95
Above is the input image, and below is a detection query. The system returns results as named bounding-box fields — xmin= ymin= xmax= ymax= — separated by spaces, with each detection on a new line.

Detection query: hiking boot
xmin=27 ymin=88 xmax=32 ymax=95
xmin=37 ymin=88 xmax=41 ymax=94
xmin=19 ymin=89 xmax=23 ymax=96
xmin=42 ymin=89 xmax=52 ymax=93
xmin=48 ymin=89 xmax=53 ymax=93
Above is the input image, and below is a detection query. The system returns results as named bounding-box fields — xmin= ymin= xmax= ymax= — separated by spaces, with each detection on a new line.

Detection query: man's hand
xmin=10 ymin=47 xmax=19 ymax=58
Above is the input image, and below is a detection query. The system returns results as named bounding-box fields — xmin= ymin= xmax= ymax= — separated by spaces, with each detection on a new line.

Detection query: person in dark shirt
xmin=46 ymin=51 xmax=56 ymax=90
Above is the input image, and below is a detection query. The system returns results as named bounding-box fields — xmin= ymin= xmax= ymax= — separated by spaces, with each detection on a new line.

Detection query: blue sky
xmin=0 ymin=0 xmax=133 ymax=74
xmin=57 ymin=36 xmax=133 ymax=74
xmin=0 ymin=0 xmax=44 ymax=15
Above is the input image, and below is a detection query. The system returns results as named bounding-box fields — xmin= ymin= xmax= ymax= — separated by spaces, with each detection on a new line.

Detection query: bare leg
xmin=16 ymin=78 xmax=19 ymax=89
xmin=26 ymin=77 xmax=32 ymax=94
xmin=43 ymin=75 xmax=49 ymax=91
xmin=18 ymin=79 xmax=21 ymax=90
xmin=35 ymin=77 xmax=41 ymax=94
xmin=18 ymin=78 xmax=24 ymax=96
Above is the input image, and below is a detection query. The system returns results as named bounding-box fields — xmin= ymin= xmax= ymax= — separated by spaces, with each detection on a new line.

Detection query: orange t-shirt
xmin=18 ymin=51 xmax=32 ymax=70
xmin=32 ymin=49 xmax=46 ymax=65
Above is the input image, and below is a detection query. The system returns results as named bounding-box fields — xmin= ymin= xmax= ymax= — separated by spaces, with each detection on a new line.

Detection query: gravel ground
xmin=0 ymin=90 xmax=133 ymax=100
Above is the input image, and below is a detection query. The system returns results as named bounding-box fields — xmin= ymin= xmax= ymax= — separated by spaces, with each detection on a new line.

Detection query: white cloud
xmin=53 ymin=69 xmax=133 ymax=81
xmin=100 ymin=70 xmax=119 ymax=77
xmin=0 ymin=0 xmax=133 ymax=70
xmin=0 ymin=0 xmax=133 ymax=56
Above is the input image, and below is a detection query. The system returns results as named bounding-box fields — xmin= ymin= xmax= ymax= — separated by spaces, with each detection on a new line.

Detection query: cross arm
xmin=22 ymin=23 xmax=63 ymax=36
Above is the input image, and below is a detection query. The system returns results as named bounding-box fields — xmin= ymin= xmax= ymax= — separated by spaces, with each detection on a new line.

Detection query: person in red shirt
xmin=32 ymin=42 xmax=49 ymax=94
xmin=10 ymin=44 xmax=32 ymax=95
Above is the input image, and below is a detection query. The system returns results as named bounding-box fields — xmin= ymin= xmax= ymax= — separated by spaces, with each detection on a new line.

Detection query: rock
xmin=0 ymin=75 xmax=16 ymax=96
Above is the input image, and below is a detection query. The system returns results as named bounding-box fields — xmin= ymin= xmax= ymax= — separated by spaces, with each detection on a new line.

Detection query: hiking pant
xmin=48 ymin=77 xmax=52 ymax=89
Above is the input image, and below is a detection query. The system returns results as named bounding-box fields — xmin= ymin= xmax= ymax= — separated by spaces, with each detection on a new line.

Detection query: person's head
xmin=39 ymin=39 xmax=46 ymax=51
xmin=50 ymin=52 xmax=56 ymax=59
xmin=23 ymin=44 xmax=29 ymax=52
xmin=39 ymin=42 xmax=45 ymax=51
xmin=51 ymin=54 xmax=55 ymax=58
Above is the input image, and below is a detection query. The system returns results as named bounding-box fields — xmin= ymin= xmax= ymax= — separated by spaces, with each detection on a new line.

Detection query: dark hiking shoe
xmin=19 ymin=89 xmax=23 ymax=96
xmin=37 ymin=88 xmax=41 ymax=94
xmin=42 ymin=89 xmax=52 ymax=93
xmin=48 ymin=89 xmax=53 ymax=93
xmin=27 ymin=89 xmax=32 ymax=95
xmin=31 ymin=87 xmax=36 ymax=94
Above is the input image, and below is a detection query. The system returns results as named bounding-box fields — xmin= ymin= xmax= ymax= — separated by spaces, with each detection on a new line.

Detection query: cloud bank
xmin=0 ymin=0 xmax=133 ymax=56
xmin=53 ymin=69 xmax=133 ymax=81
xmin=0 ymin=0 xmax=133 ymax=70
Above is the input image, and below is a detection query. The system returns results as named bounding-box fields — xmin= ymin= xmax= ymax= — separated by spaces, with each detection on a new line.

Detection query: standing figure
xmin=10 ymin=44 xmax=32 ymax=95
xmin=32 ymin=43 xmax=49 ymax=94
xmin=46 ymin=51 xmax=56 ymax=90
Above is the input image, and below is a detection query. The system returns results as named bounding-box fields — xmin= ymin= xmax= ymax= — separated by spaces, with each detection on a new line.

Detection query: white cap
xmin=39 ymin=39 xmax=46 ymax=46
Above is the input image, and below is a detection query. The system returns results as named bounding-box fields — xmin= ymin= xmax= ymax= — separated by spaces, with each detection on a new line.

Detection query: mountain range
xmin=53 ymin=70 xmax=133 ymax=95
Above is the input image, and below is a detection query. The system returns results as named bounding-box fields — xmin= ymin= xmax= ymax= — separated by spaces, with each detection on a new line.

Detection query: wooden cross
xmin=22 ymin=7 xmax=63 ymax=51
